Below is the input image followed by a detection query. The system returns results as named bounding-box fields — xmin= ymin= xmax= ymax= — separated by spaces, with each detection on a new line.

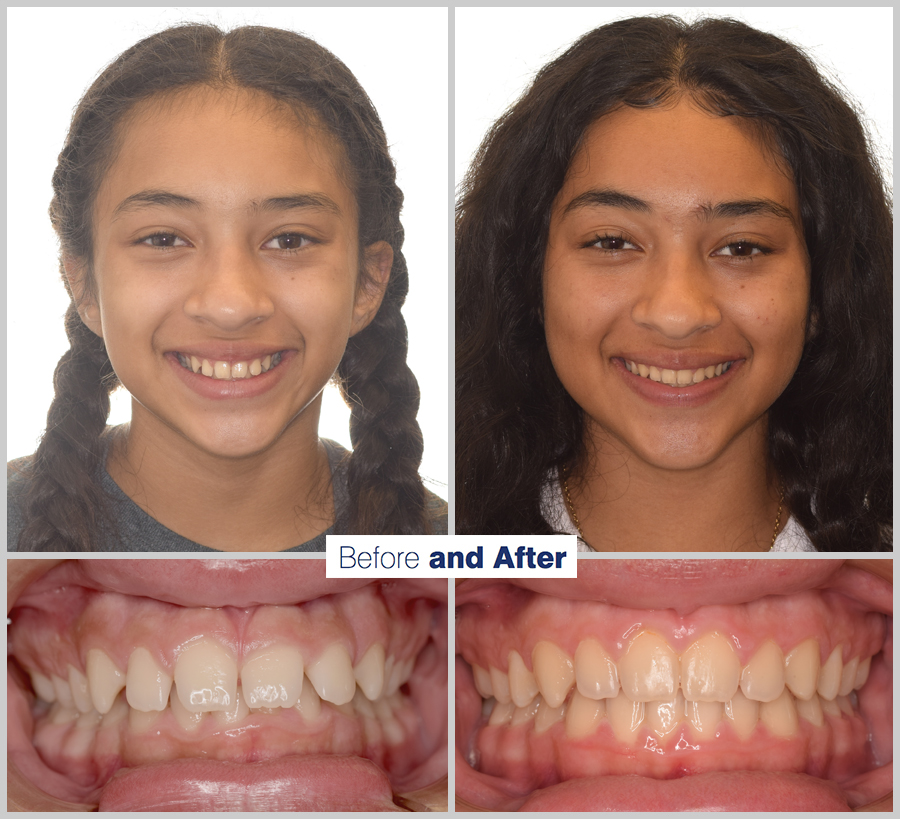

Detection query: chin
xmin=8 ymin=560 xmax=448 ymax=811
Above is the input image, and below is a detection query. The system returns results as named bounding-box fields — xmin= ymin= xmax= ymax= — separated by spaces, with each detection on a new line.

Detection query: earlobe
xmin=63 ymin=256 xmax=103 ymax=338
xmin=351 ymin=241 xmax=393 ymax=336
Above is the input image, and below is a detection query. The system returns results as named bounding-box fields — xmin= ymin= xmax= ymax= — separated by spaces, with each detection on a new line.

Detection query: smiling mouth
xmin=455 ymin=561 xmax=892 ymax=811
xmin=175 ymin=352 xmax=285 ymax=381
xmin=8 ymin=561 xmax=448 ymax=811
xmin=624 ymin=359 xmax=734 ymax=387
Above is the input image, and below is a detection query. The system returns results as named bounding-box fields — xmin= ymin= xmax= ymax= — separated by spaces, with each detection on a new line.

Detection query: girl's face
xmin=77 ymin=88 xmax=388 ymax=459
xmin=543 ymin=100 xmax=809 ymax=472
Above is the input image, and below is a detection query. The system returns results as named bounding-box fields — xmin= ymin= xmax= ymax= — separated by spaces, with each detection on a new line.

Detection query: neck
xmin=568 ymin=423 xmax=782 ymax=553
xmin=106 ymin=400 xmax=334 ymax=551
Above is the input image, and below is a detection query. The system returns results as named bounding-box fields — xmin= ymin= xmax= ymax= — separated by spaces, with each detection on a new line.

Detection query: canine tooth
xmin=214 ymin=361 xmax=230 ymax=379
xmin=242 ymin=646 xmax=304 ymax=709
xmin=508 ymin=650 xmax=539 ymax=707
xmin=354 ymin=643 xmax=386 ymax=701
xmin=201 ymin=359 xmax=213 ymax=377
xmin=67 ymin=665 xmax=93 ymax=713
xmin=638 ymin=363 xmax=649 ymax=377
xmin=566 ymin=690 xmax=606 ymax=739
xmin=625 ymin=360 xmax=633 ymax=373
xmin=676 ymin=369 xmax=692 ymax=385
xmin=52 ymin=675 xmax=76 ymax=709
xmin=784 ymin=638 xmax=820 ymax=700
xmin=231 ymin=361 xmax=248 ymax=379
xmin=795 ymin=692 xmax=824 ymax=727
xmin=817 ymin=645 xmax=843 ymax=701
xmin=607 ymin=690 xmax=644 ymax=743
xmin=250 ymin=359 xmax=262 ymax=376
xmin=488 ymin=699 xmax=516 ymax=727
xmin=64 ymin=720 xmax=99 ymax=758
xmin=190 ymin=355 xmax=201 ymax=373
xmin=838 ymin=656 xmax=859 ymax=697
xmin=86 ymin=649 xmax=126 ymax=715
xmin=692 ymin=368 xmax=705 ymax=383
xmin=705 ymin=365 xmax=715 ymax=378
xmin=740 ymin=640 xmax=785 ymax=702
xmin=262 ymin=354 xmax=272 ymax=371
xmin=532 ymin=641 xmax=575 ymax=708
xmin=489 ymin=665 xmax=512 ymax=705
xmin=306 ymin=644 xmax=356 ymax=706
xmin=534 ymin=698 xmax=566 ymax=734
xmin=49 ymin=703 xmax=80 ymax=724
xmin=510 ymin=696 xmax=541 ymax=726
xmin=174 ymin=639 xmax=237 ymax=713
xmin=649 ymin=366 xmax=662 ymax=382
xmin=575 ymin=638 xmax=619 ymax=700
xmin=682 ymin=632 xmax=740 ymax=702
xmin=373 ymin=697 xmax=405 ymax=745
xmin=620 ymin=631 xmax=677 ymax=702
xmin=215 ymin=686 xmax=251 ymax=725
xmin=854 ymin=656 xmax=871 ymax=689
xmin=30 ymin=670 xmax=57 ymax=703
xmin=101 ymin=695 xmax=129 ymax=728
xmin=820 ymin=695 xmax=841 ymax=718
xmin=836 ymin=694 xmax=854 ymax=717
xmin=759 ymin=688 xmax=798 ymax=736
xmin=661 ymin=368 xmax=676 ymax=385
xmin=725 ymin=689 xmax=759 ymax=740
xmin=686 ymin=699 xmax=723 ymax=735
xmin=129 ymin=707 xmax=161 ymax=734
xmin=353 ymin=689 xmax=376 ymax=719
xmin=715 ymin=363 xmax=723 ymax=376
xmin=471 ymin=664 xmax=493 ymax=699
xmin=295 ymin=678 xmax=322 ymax=721
xmin=645 ymin=691 xmax=685 ymax=739
xmin=169 ymin=684 xmax=204 ymax=731
xmin=388 ymin=656 xmax=415 ymax=694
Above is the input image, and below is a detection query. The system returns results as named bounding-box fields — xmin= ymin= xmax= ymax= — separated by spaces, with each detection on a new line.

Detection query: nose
xmin=631 ymin=251 xmax=721 ymax=339
xmin=184 ymin=246 xmax=275 ymax=331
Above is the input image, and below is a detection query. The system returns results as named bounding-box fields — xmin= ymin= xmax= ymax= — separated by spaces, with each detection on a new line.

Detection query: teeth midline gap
xmin=176 ymin=351 xmax=284 ymax=381
xmin=625 ymin=359 xmax=733 ymax=386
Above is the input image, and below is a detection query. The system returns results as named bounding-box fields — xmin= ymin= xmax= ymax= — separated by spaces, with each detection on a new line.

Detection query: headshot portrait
xmin=455 ymin=8 xmax=892 ymax=553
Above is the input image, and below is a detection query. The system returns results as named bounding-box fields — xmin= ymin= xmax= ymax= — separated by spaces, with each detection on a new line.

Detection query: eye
xmin=263 ymin=233 xmax=315 ymax=252
xmin=588 ymin=234 xmax=639 ymax=252
xmin=714 ymin=240 xmax=771 ymax=259
xmin=138 ymin=232 xmax=189 ymax=248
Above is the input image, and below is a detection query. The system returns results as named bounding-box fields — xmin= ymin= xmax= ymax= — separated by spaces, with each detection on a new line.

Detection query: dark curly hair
xmin=18 ymin=23 xmax=433 ymax=550
xmin=456 ymin=16 xmax=891 ymax=551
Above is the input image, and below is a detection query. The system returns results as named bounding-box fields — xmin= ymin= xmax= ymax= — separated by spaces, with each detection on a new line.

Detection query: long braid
xmin=17 ymin=303 xmax=119 ymax=550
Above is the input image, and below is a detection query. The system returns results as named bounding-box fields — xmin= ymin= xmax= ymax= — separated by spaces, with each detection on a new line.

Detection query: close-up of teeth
xmin=624 ymin=359 xmax=733 ymax=386
xmin=176 ymin=351 xmax=283 ymax=381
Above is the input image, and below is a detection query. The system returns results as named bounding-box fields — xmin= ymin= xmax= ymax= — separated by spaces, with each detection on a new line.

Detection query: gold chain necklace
xmin=562 ymin=472 xmax=786 ymax=551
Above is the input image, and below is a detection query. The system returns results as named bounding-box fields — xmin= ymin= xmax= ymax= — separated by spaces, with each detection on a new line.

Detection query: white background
xmin=7 ymin=7 xmax=449 ymax=500
xmin=456 ymin=8 xmax=893 ymax=192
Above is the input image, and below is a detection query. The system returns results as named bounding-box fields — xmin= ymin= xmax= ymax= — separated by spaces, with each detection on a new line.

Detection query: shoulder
xmin=7 ymin=455 xmax=34 ymax=551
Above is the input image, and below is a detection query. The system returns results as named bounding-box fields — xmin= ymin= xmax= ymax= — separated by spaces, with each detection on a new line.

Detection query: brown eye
xmin=593 ymin=235 xmax=636 ymax=251
xmin=265 ymin=233 xmax=312 ymax=251
xmin=142 ymin=232 xmax=186 ymax=248
xmin=728 ymin=242 xmax=755 ymax=256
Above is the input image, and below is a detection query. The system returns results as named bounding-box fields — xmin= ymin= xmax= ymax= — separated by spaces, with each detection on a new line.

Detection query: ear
xmin=350 ymin=241 xmax=392 ymax=336
xmin=63 ymin=256 xmax=103 ymax=338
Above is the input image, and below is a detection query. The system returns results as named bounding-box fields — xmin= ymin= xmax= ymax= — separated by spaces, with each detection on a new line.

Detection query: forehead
xmin=97 ymin=87 xmax=353 ymax=216
xmin=559 ymin=100 xmax=799 ymax=217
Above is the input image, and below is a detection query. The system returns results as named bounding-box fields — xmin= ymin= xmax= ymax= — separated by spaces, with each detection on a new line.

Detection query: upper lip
xmin=167 ymin=344 xmax=291 ymax=362
xmin=616 ymin=353 xmax=743 ymax=370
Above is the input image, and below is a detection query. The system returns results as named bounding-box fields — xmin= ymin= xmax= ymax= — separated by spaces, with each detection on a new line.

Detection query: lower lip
xmin=166 ymin=352 xmax=295 ymax=401
xmin=615 ymin=358 xmax=743 ymax=408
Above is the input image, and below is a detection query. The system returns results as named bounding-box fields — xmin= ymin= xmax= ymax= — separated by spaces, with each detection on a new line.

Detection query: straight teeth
xmin=625 ymin=359 xmax=733 ymax=386
xmin=177 ymin=351 xmax=283 ymax=381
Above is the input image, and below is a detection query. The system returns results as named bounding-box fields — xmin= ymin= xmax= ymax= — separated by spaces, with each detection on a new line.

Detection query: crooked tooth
xmin=295 ymin=677 xmax=322 ymax=721
xmin=214 ymin=361 xmax=230 ymax=379
xmin=510 ymin=696 xmax=541 ymax=726
xmin=784 ymin=638 xmax=820 ymax=700
xmin=471 ymin=664 xmax=494 ymax=699
xmin=49 ymin=703 xmax=80 ymax=724
xmin=759 ymin=688 xmax=798 ymax=737
xmin=838 ymin=656 xmax=859 ymax=697
xmin=619 ymin=631 xmax=677 ymax=702
xmin=649 ymin=365 xmax=662 ymax=382
xmin=126 ymin=648 xmax=172 ymax=712
xmin=231 ymin=361 xmax=248 ymax=380
xmin=373 ymin=696 xmax=405 ymax=745
xmin=682 ymin=632 xmax=740 ymax=702
xmin=30 ymin=670 xmax=57 ymax=703
xmin=676 ymin=368 xmax=692 ymax=386
xmin=201 ymin=359 xmax=213 ymax=377
xmin=854 ymin=656 xmax=872 ymax=690
xmin=531 ymin=641 xmax=574 ymax=708
xmin=52 ymin=674 xmax=76 ymax=710
xmin=249 ymin=359 xmax=262 ymax=376
xmin=174 ymin=639 xmax=237 ymax=713
xmin=86 ymin=649 xmax=125 ymax=714
xmin=817 ymin=645 xmax=843 ymax=701
xmin=796 ymin=693 xmax=824 ymax=728
xmin=508 ymin=650 xmax=539 ymax=707
xmin=574 ymin=638 xmax=619 ymax=700
xmin=385 ymin=656 xmax=414 ymax=697
xmin=565 ymin=690 xmax=605 ymax=739
xmin=645 ymin=691 xmax=684 ymax=739
xmin=715 ymin=363 xmax=724 ymax=376
xmin=488 ymin=699 xmax=516 ymax=727
xmin=190 ymin=355 xmax=201 ymax=373
xmin=241 ymin=646 xmax=304 ymax=709
xmin=68 ymin=665 xmax=93 ymax=713
xmin=262 ymin=354 xmax=272 ymax=371
xmin=691 ymin=367 xmax=705 ymax=383
xmin=306 ymin=644 xmax=355 ymax=706
xmin=354 ymin=643 xmax=386 ymax=701
xmin=725 ymin=689 xmax=759 ymax=740
xmin=534 ymin=698 xmax=566 ymax=734
xmin=661 ymin=368 xmax=677 ymax=385
xmin=215 ymin=685 xmax=251 ymax=725
xmin=607 ymin=690 xmax=644 ymax=743
xmin=704 ymin=365 xmax=715 ymax=378
xmin=169 ymin=684 xmax=204 ymax=731
xmin=637 ymin=363 xmax=650 ymax=378
xmin=686 ymin=698 xmax=723 ymax=735
xmin=489 ymin=665 xmax=512 ymax=705
xmin=740 ymin=640 xmax=785 ymax=702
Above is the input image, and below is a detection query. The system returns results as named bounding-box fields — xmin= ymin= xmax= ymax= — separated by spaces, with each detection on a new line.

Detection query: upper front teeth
xmin=625 ymin=360 xmax=732 ymax=386
xmin=180 ymin=352 xmax=281 ymax=380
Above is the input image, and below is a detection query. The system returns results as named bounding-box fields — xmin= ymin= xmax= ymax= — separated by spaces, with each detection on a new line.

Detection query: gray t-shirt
xmin=8 ymin=437 xmax=447 ymax=552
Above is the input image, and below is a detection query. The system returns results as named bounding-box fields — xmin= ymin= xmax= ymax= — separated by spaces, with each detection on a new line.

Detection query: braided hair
xmin=18 ymin=24 xmax=431 ymax=550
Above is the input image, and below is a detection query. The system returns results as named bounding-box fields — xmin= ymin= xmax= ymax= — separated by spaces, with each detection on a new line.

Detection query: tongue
xmin=97 ymin=755 xmax=400 ymax=811
xmin=516 ymin=771 xmax=853 ymax=812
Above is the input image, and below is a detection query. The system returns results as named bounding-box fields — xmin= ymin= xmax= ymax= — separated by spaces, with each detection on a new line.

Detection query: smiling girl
xmin=456 ymin=16 xmax=891 ymax=552
xmin=9 ymin=24 xmax=446 ymax=551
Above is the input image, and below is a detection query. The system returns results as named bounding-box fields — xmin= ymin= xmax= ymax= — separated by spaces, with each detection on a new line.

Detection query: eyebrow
xmin=563 ymin=187 xmax=794 ymax=222
xmin=112 ymin=190 xmax=342 ymax=219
